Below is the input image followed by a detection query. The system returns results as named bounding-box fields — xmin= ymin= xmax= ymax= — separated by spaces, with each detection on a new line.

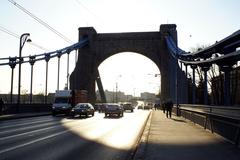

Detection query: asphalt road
xmin=0 ymin=109 xmax=150 ymax=160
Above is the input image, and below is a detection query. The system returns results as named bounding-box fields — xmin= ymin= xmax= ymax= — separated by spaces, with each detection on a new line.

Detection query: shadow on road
xmin=0 ymin=113 xmax=133 ymax=160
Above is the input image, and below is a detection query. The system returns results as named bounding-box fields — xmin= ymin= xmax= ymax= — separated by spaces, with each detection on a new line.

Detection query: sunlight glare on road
xmin=60 ymin=110 xmax=150 ymax=150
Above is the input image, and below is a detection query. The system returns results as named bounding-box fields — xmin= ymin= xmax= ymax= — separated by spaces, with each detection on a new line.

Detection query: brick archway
xmin=70 ymin=24 xmax=188 ymax=103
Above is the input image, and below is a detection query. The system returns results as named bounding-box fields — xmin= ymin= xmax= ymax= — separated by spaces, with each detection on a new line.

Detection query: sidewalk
xmin=134 ymin=110 xmax=240 ymax=160
xmin=0 ymin=112 xmax=51 ymax=121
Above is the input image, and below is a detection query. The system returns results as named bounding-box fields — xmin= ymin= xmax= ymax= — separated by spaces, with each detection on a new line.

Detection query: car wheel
xmin=105 ymin=113 xmax=107 ymax=117
xmin=92 ymin=112 xmax=94 ymax=116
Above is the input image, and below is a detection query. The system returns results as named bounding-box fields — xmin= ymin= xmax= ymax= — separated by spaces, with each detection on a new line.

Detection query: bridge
xmin=0 ymin=24 xmax=240 ymax=159
xmin=70 ymin=24 xmax=188 ymax=104
xmin=1 ymin=24 xmax=239 ymax=106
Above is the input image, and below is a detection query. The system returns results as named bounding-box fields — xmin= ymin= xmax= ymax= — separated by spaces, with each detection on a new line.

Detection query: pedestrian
xmin=0 ymin=98 xmax=4 ymax=115
xmin=154 ymin=103 xmax=157 ymax=110
xmin=165 ymin=99 xmax=173 ymax=118
xmin=162 ymin=100 xmax=166 ymax=113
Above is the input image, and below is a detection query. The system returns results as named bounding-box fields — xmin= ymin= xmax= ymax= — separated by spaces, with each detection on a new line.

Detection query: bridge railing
xmin=173 ymin=104 xmax=240 ymax=147
xmin=2 ymin=103 xmax=52 ymax=114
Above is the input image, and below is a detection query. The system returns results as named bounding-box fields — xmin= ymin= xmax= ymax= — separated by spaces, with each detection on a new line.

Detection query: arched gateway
xmin=70 ymin=24 xmax=188 ymax=104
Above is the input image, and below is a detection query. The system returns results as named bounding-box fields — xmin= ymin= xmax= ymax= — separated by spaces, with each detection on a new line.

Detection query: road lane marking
xmin=0 ymin=118 xmax=102 ymax=154
xmin=0 ymin=115 xmax=104 ymax=141
xmin=0 ymin=121 xmax=61 ymax=134
xmin=0 ymin=116 xmax=53 ymax=125
xmin=0 ymin=116 xmax=93 ymax=134
xmin=0 ymin=111 xmax=150 ymax=155
xmin=0 ymin=119 xmax=54 ymax=130
xmin=66 ymin=110 xmax=151 ymax=150
xmin=0 ymin=125 xmax=61 ymax=141
xmin=0 ymin=130 xmax=69 ymax=154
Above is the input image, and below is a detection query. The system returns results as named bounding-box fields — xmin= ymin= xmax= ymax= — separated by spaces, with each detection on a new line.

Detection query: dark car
xmin=70 ymin=103 xmax=95 ymax=118
xmin=123 ymin=103 xmax=134 ymax=112
xmin=137 ymin=105 xmax=143 ymax=109
xmin=105 ymin=103 xmax=124 ymax=117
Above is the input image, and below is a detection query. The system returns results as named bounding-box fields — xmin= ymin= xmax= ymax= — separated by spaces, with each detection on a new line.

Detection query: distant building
xmin=96 ymin=90 xmax=136 ymax=103
xmin=140 ymin=92 xmax=156 ymax=103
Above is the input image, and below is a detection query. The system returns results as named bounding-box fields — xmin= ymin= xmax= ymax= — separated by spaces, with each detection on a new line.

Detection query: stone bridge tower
xmin=70 ymin=24 xmax=188 ymax=104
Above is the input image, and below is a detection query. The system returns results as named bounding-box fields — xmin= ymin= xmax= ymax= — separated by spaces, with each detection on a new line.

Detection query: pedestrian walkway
xmin=134 ymin=110 xmax=240 ymax=160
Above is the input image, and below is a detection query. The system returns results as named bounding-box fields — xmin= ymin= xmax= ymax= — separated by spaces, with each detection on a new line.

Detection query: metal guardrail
xmin=1 ymin=103 xmax=52 ymax=114
xmin=176 ymin=104 xmax=240 ymax=146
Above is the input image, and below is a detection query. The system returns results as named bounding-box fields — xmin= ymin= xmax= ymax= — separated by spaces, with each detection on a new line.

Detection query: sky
xmin=0 ymin=0 xmax=239 ymax=97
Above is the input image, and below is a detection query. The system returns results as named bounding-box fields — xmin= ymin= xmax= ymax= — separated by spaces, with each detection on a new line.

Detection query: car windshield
xmin=75 ymin=104 xmax=88 ymax=109
xmin=106 ymin=105 xmax=119 ymax=109
xmin=54 ymin=98 xmax=69 ymax=103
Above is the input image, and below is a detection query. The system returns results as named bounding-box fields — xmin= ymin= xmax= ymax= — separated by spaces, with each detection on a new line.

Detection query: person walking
xmin=162 ymin=100 xmax=166 ymax=113
xmin=154 ymin=103 xmax=157 ymax=110
xmin=165 ymin=99 xmax=173 ymax=118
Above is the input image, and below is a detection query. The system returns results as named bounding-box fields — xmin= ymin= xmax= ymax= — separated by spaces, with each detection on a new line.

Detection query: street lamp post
xmin=115 ymin=82 xmax=118 ymax=103
xmin=9 ymin=57 xmax=17 ymax=103
xmin=29 ymin=55 xmax=36 ymax=103
xmin=115 ymin=75 xmax=122 ymax=103
xmin=17 ymin=33 xmax=31 ymax=111
xmin=57 ymin=52 xmax=62 ymax=90
xmin=66 ymin=51 xmax=70 ymax=90
xmin=44 ymin=53 xmax=50 ymax=104
xmin=148 ymin=73 xmax=161 ymax=96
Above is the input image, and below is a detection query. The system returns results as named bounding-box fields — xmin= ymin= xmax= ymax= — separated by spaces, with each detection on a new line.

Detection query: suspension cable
xmin=8 ymin=0 xmax=73 ymax=44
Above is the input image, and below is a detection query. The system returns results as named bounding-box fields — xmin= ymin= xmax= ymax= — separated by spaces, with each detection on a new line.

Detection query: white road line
xmin=0 ymin=119 xmax=55 ymax=130
xmin=0 ymin=116 xmax=52 ymax=126
xmin=0 ymin=111 xmax=149 ymax=155
xmin=0 ymin=125 xmax=60 ymax=141
xmin=0 ymin=121 xmax=60 ymax=134
xmin=0 ymin=119 xmax=101 ymax=154
xmin=0 ymin=116 xmax=102 ymax=141
xmin=0 ymin=130 xmax=69 ymax=154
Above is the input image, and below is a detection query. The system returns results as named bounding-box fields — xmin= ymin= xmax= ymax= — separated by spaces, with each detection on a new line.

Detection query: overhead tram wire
xmin=0 ymin=25 xmax=50 ymax=52
xmin=75 ymin=0 xmax=97 ymax=18
xmin=0 ymin=25 xmax=19 ymax=39
xmin=75 ymin=0 xmax=103 ymax=25
xmin=8 ymin=0 xmax=74 ymax=44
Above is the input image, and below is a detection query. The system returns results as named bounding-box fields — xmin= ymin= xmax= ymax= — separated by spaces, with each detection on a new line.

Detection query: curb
xmin=132 ymin=111 xmax=153 ymax=160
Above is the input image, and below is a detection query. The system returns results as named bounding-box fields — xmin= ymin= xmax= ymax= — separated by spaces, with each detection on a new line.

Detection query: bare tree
xmin=189 ymin=44 xmax=221 ymax=104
